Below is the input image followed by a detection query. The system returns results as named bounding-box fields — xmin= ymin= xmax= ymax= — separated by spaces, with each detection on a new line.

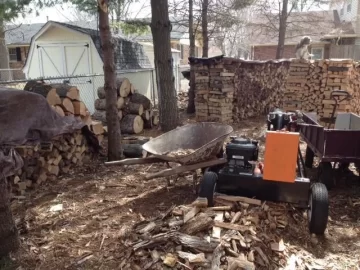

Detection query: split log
xmin=51 ymin=105 xmax=65 ymax=117
xmin=120 ymin=114 xmax=144 ymax=134
xmin=90 ymin=121 xmax=104 ymax=135
xmin=180 ymin=213 xmax=213 ymax=234
xmin=97 ymin=86 xmax=106 ymax=99
xmin=72 ymin=101 xmax=87 ymax=116
xmin=211 ymin=245 xmax=224 ymax=270
xmin=123 ymin=144 xmax=147 ymax=158
xmin=61 ymin=97 xmax=75 ymax=114
xmin=123 ymin=101 xmax=144 ymax=116
xmin=81 ymin=112 xmax=92 ymax=126
xmin=129 ymin=93 xmax=151 ymax=110
xmin=116 ymin=77 xmax=131 ymax=97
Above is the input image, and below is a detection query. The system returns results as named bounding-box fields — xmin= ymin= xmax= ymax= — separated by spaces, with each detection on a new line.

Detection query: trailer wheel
xmin=308 ymin=183 xmax=329 ymax=235
xmin=305 ymin=146 xmax=314 ymax=168
xmin=198 ymin=172 xmax=217 ymax=207
xmin=318 ymin=162 xmax=334 ymax=190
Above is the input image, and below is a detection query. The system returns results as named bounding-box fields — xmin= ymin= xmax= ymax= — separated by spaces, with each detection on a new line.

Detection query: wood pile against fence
xmin=93 ymin=77 xmax=159 ymax=135
xmin=190 ymin=56 xmax=360 ymax=123
xmin=23 ymin=80 xmax=106 ymax=144
xmin=9 ymin=130 xmax=93 ymax=196
xmin=284 ymin=59 xmax=355 ymax=122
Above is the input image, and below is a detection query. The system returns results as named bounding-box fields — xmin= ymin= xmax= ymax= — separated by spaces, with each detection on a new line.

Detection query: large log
xmin=120 ymin=114 xmax=144 ymax=134
xmin=97 ymin=86 xmax=106 ymax=99
xmin=95 ymin=98 xmax=107 ymax=110
xmin=123 ymin=100 xmax=144 ymax=116
xmin=129 ymin=93 xmax=151 ymax=110
xmin=116 ymin=77 xmax=131 ymax=97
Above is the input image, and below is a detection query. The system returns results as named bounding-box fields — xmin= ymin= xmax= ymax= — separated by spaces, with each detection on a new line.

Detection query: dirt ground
xmin=2 ymin=111 xmax=360 ymax=270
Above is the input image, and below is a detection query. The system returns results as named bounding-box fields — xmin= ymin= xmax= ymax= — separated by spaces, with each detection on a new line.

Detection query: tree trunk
xmin=187 ymin=0 xmax=196 ymax=114
xmin=201 ymin=0 xmax=209 ymax=58
xmin=0 ymin=23 xmax=11 ymax=81
xmin=276 ymin=0 xmax=288 ymax=59
xmin=150 ymin=0 xmax=179 ymax=131
xmin=0 ymin=178 xmax=19 ymax=257
xmin=98 ymin=0 xmax=123 ymax=161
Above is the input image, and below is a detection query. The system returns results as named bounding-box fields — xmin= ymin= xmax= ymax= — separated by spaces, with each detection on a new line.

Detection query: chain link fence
xmin=0 ymin=69 xmax=158 ymax=114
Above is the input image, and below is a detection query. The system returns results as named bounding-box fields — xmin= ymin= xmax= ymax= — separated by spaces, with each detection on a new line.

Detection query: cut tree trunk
xmin=150 ymin=0 xmax=178 ymax=131
xmin=98 ymin=0 xmax=122 ymax=160
xmin=123 ymin=101 xmax=144 ymax=116
xmin=116 ymin=77 xmax=131 ymax=97
xmin=0 ymin=177 xmax=19 ymax=257
xmin=201 ymin=0 xmax=209 ymax=57
xmin=187 ymin=0 xmax=196 ymax=114
xmin=129 ymin=93 xmax=152 ymax=110
xmin=120 ymin=114 xmax=144 ymax=134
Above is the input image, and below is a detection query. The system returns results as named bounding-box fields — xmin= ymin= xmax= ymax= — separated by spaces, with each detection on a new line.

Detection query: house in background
xmin=248 ymin=10 xmax=358 ymax=60
xmin=21 ymin=20 xmax=154 ymax=113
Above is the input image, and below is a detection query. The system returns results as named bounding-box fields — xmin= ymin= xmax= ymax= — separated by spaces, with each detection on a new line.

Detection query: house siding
xmin=253 ymin=45 xmax=295 ymax=60
xmin=8 ymin=46 xmax=28 ymax=80
xmin=337 ymin=0 xmax=358 ymax=22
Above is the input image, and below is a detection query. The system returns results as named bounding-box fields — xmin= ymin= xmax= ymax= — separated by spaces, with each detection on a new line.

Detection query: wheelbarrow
xmin=105 ymin=122 xmax=233 ymax=186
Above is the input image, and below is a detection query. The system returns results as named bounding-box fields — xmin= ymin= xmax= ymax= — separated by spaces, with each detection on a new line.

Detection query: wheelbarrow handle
xmin=331 ymin=90 xmax=352 ymax=100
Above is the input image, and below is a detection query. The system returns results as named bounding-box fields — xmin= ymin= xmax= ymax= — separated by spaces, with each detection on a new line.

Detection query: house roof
xmin=24 ymin=21 xmax=152 ymax=71
xmin=248 ymin=10 xmax=355 ymax=46
xmin=5 ymin=23 xmax=44 ymax=45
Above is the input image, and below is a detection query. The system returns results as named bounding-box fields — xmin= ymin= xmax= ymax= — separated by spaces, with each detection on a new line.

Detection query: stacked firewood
xmin=8 ymin=130 xmax=93 ymax=196
xmin=23 ymin=80 xmax=106 ymax=143
xmin=284 ymin=59 xmax=357 ymax=121
xmin=93 ymin=77 xmax=159 ymax=134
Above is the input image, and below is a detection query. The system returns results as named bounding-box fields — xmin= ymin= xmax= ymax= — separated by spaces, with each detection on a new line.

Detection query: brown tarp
xmin=0 ymin=88 xmax=86 ymax=178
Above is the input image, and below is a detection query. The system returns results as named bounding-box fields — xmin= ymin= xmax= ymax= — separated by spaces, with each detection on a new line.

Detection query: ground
xmin=2 ymin=111 xmax=360 ymax=270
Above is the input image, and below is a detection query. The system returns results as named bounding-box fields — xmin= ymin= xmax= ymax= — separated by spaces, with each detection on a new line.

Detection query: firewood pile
xmin=120 ymin=195 xmax=300 ymax=270
xmin=23 ymin=80 xmax=106 ymax=144
xmin=191 ymin=58 xmax=235 ymax=123
xmin=8 ymin=130 xmax=93 ymax=196
xmin=93 ymin=77 xmax=159 ymax=135
xmin=284 ymin=59 xmax=358 ymax=124
xmin=190 ymin=56 xmax=360 ymax=124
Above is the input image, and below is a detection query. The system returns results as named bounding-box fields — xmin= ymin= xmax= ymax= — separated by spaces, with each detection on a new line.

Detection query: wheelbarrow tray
xmin=300 ymin=112 xmax=360 ymax=163
xmin=142 ymin=122 xmax=233 ymax=165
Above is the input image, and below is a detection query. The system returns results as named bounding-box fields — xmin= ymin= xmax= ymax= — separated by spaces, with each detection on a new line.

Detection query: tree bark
xmin=0 ymin=178 xmax=19 ymax=257
xmin=187 ymin=0 xmax=196 ymax=114
xmin=201 ymin=0 xmax=209 ymax=58
xmin=0 ymin=22 xmax=11 ymax=81
xmin=276 ymin=0 xmax=288 ymax=59
xmin=98 ymin=0 xmax=123 ymax=161
xmin=150 ymin=0 xmax=179 ymax=131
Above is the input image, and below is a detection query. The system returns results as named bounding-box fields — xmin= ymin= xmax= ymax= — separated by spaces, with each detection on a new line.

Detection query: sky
xmin=13 ymin=0 xmax=152 ymax=24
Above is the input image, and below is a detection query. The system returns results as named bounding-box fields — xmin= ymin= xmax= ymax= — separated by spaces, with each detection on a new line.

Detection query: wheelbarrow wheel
xmin=305 ymin=146 xmax=314 ymax=168
xmin=308 ymin=183 xmax=329 ymax=235
xmin=198 ymin=172 xmax=217 ymax=207
xmin=318 ymin=162 xmax=334 ymax=190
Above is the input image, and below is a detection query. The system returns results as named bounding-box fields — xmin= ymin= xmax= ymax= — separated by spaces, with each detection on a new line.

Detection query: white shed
xmin=22 ymin=21 xmax=154 ymax=113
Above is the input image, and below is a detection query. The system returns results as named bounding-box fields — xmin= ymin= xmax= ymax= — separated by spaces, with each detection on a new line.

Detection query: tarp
xmin=0 ymin=88 xmax=86 ymax=179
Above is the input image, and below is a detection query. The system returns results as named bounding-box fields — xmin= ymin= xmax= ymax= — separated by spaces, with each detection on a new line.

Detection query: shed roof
xmin=25 ymin=21 xmax=152 ymax=71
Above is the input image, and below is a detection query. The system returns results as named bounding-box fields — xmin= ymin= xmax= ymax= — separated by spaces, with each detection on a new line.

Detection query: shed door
xmin=38 ymin=43 xmax=91 ymax=77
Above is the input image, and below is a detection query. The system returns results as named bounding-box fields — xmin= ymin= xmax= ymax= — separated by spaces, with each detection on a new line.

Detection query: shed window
xmin=8 ymin=47 xmax=22 ymax=62
xmin=311 ymin=47 xmax=324 ymax=60
xmin=347 ymin=3 xmax=351 ymax=12
xmin=340 ymin=8 xmax=344 ymax=15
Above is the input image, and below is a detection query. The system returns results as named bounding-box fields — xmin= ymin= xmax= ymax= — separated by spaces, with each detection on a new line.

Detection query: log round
xmin=61 ymin=97 xmax=75 ymax=114
xmin=50 ymin=84 xmax=80 ymax=100
xmin=72 ymin=101 xmax=87 ymax=116
xmin=152 ymin=114 xmax=159 ymax=126
xmin=117 ymin=110 xmax=123 ymax=121
xmin=52 ymin=105 xmax=65 ymax=117
xmin=129 ymin=93 xmax=151 ymax=110
xmin=97 ymin=87 xmax=106 ymax=99
xmin=130 ymin=84 xmax=135 ymax=94
xmin=95 ymin=98 xmax=107 ymax=110
xmin=123 ymin=101 xmax=144 ymax=116
xmin=120 ymin=114 xmax=144 ymax=134
xmin=116 ymin=78 xmax=131 ymax=97
xmin=117 ymin=97 xmax=125 ymax=109
xmin=141 ymin=110 xmax=150 ymax=121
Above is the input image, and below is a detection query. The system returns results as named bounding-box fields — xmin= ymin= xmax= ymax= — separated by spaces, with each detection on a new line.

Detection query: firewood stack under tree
xmin=23 ymin=80 xmax=106 ymax=144
xmin=93 ymin=77 xmax=159 ymax=135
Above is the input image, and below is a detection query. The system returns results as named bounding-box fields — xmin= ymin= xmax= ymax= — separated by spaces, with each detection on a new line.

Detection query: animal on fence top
xmin=295 ymin=36 xmax=313 ymax=60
